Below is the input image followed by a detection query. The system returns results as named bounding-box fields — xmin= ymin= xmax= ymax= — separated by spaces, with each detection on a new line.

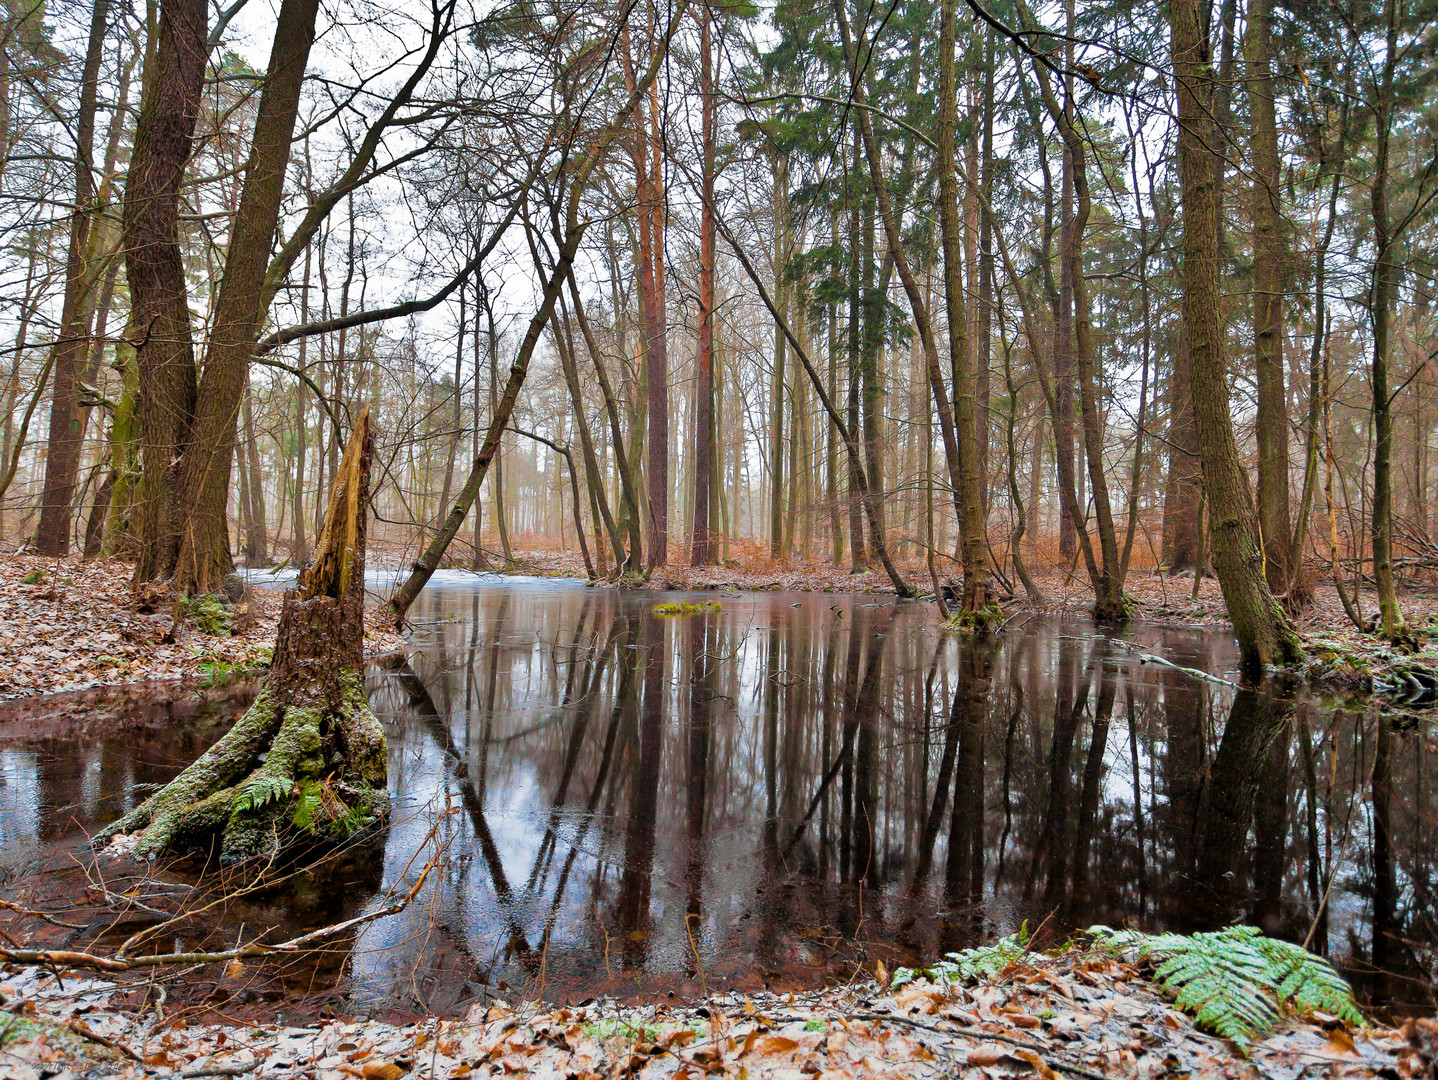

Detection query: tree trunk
xmin=833 ymin=0 xmax=966 ymax=568
xmin=555 ymin=297 xmax=622 ymax=568
xmin=623 ymin=40 xmax=669 ymax=572
xmin=1170 ymin=0 xmax=1303 ymax=672
xmin=124 ymin=0 xmax=206 ymax=583
xmin=1027 ymin=50 xmax=1126 ymax=619
xmin=567 ymin=270 xmax=642 ymax=571
xmin=389 ymin=228 xmax=583 ymax=622
xmin=163 ymin=0 xmax=322 ymax=594
xmin=938 ymin=0 xmax=989 ymax=616
xmin=97 ymin=410 xmax=387 ymax=863
xmin=1054 ymin=78 xmax=1077 ymax=560
xmin=292 ymin=246 xmax=311 ymax=562
xmin=860 ymin=198 xmax=886 ymax=559
xmin=242 ymin=384 xmax=269 ymax=565
xmin=34 ymin=0 xmax=110 ymax=555
xmin=771 ymin=155 xmax=788 ymax=560
xmin=1162 ymin=325 xmax=1202 ymax=571
xmin=1370 ymin=0 xmax=1405 ymax=641
xmin=691 ymin=5 xmax=714 ymax=567
xmin=1247 ymin=0 xmax=1294 ymax=600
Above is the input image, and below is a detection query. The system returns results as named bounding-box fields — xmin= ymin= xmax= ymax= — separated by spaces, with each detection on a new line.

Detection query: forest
xmin=0 ymin=0 xmax=1437 ymax=1073
xmin=2 ymin=0 xmax=1436 ymax=673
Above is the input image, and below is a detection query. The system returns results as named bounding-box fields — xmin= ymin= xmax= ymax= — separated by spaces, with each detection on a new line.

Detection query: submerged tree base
xmin=98 ymin=409 xmax=388 ymax=863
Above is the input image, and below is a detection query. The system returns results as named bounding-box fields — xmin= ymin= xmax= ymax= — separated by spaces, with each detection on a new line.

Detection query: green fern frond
xmin=236 ymin=775 xmax=293 ymax=814
xmin=1087 ymin=925 xmax=1364 ymax=1052
xmin=892 ymin=925 xmax=1031 ymax=989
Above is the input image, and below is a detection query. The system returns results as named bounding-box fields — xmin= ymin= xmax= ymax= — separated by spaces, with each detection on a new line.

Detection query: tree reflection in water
xmin=0 ymin=580 xmax=1432 ymax=1015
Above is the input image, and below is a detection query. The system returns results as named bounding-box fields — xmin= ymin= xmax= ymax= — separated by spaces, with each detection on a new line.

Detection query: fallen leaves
xmin=0 ymin=554 xmax=405 ymax=701
xmin=1 ymin=952 xmax=1425 ymax=1080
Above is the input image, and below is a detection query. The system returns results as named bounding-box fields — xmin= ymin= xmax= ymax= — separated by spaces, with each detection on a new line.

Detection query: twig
xmin=66 ymin=1017 xmax=144 ymax=1061
xmin=179 ymin=1063 xmax=257 ymax=1078
xmin=0 ymin=898 xmax=87 ymax=930
xmin=1 ymin=818 xmax=453 ymax=974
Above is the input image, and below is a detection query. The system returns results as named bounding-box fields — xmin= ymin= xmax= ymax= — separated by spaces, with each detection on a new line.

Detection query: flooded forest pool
xmin=1 ymin=578 xmax=1434 ymax=1020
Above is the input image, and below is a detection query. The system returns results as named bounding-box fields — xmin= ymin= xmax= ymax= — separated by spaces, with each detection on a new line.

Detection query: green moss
xmin=182 ymin=594 xmax=234 ymax=636
xmin=652 ymin=600 xmax=722 ymax=616
xmin=940 ymin=603 xmax=1004 ymax=632
xmin=20 ymin=568 xmax=44 ymax=585
xmin=97 ymin=668 xmax=389 ymax=863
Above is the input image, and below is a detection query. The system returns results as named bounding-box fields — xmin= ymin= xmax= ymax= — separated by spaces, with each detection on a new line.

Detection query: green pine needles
xmin=1088 ymin=925 xmax=1364 ymax=1051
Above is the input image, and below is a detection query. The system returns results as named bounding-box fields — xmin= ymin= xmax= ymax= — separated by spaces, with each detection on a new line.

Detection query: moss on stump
xmin=98 ymin=408 xmax=389 ymax=862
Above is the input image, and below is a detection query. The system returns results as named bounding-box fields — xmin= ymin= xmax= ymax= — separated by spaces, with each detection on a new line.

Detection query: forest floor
xmin=0 ymin=947 xmax=1429 ymax=1080
xmin=0 ymin=554 xmax=407 ymax=701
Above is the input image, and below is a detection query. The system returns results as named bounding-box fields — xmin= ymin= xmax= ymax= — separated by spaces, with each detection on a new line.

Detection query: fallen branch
xmin=66 ymin=1017 xmax=144 ymax=1061
xmin=0 ymin=898 xmax=87 ymax=930
xmin=0 ymin=816 xmax=452 ymax=975
xmin=1109 ymin=638 xmax=1237 ymax=688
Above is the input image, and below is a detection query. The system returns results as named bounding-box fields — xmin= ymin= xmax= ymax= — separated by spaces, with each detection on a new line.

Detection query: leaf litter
xmin=0 ymin=555 xmax=405 ymax=701
xmin=0 ymin=947 xmax=1429 ymax=1080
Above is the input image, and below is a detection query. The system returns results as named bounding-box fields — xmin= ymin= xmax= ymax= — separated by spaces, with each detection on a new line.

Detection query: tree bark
xmin=124 ymin=0 xmax=206 ymax=583
xmin=35 ymin=0 xmax=110 ymax=555
xmin=938 ymin=0 xmax=989 ymax=616
xmin=161 ymin=0 xmax=322 ymax=593
xmin=691 ymin=5 xmax=715 ymax=566
xmin=1370 ymin=0 xmax=1405 ymax=640
xmin=1162 ymin=326 xmax=1202 ymax=571
xmin=1247 ymin=0 xmax=1295 ymax=600
xmin=242 ymin=383 xmax=269 ymax=565
xmin=1170 ymin=0 xmax=1303 ymax=672
xmin=771 ymin=154 xmax=788 ymax=559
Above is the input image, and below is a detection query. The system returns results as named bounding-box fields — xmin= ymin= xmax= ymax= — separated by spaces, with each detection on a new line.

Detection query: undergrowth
xmin=891 ymin=926 xmax=1030 ymax=989
xmin=181 ymin=594 xmax=234 ymax=636
xmin=892 ymin=924 xmax=1363 ymax=1054
xmin=1087 ymin=925 xmax=1363 ymax=1051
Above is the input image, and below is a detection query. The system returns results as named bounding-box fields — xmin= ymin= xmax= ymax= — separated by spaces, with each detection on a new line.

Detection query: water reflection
xmin=0 ymin=581 xmax=1433 ymax=1016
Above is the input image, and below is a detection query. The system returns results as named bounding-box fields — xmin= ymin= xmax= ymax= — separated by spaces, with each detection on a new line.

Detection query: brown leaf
xmin=966 ymin=1045 xmax=1007 ymax=1067
xmin=754 ymin=1036 xmax=799 ymax=1056
xmin=362 ymin=1063 xmax=405 ymax=1080
xmin=1013 ymin=1048 xmax=1059 ymax=1080
xmin=1326 ymin=1027 xmax=1358 ymax=1056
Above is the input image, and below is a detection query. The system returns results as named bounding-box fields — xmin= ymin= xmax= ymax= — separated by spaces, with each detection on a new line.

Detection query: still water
xmin=1 ymin=578 xmax=1433 ymax=1017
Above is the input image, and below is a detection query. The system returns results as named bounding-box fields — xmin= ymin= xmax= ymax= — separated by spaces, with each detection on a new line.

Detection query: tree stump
xmin=98 ymin=408 xmax=388 ymax=862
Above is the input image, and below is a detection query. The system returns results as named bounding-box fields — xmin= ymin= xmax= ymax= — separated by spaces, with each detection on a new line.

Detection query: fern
xmin=892 ymin=926 xmax=1030 ymax=989
xmin=1088 ymin=925 xmax=1364 ymax=1051
xmin=236 ymin=775 xmax=293 ymax=814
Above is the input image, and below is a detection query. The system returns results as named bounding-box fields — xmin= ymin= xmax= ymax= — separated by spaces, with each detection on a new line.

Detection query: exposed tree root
xmin=96 ymin=408 xmax=388 ymax=862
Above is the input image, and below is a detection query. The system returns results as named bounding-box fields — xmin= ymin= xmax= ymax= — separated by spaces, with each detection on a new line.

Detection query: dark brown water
xmin=1 ymin=578 xmax=1434 ymax=1018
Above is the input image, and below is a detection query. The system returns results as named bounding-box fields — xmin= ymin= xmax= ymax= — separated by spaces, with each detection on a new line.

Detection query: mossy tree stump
xmin=99 ymin=408 xmax=389 ymax=862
